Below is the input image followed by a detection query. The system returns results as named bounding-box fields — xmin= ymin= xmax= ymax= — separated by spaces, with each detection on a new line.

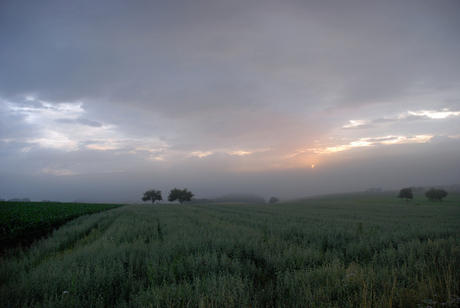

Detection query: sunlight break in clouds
xmin=343 ymin=120 xmax=367 ymax=129
xmin=408 ymin=110 xmax=460 ymax=119
xmin=7 ymin=101 xmax=85 ymax=120
xmin=311 ymin=140 xmax=373 ymax=154
xmin=378 ymin=135 xmax=433 ymax=145
xmin=312 ymin=135 xmax=434 ymax=154
xmin=190 ymin=149 xmax=264 ymax=159
xmin=191 ymin=151 xmax=213 ymax=158
xmin=3 ymin=99 xmax=120 ymax=150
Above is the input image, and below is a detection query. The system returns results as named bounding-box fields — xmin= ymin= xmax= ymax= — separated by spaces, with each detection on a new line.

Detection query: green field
xmin=1 ymin=192 xmax=459 ymax=307
xmin=0 ymin=201 xmax=125 ymax=249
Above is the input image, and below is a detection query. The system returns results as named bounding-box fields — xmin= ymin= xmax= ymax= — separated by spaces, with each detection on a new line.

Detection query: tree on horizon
xmin=269 ymin=197 xmax=279 ymax=204
xmin=142 ymin=189 xmax=163 ymax=204
xmin=397 ymin=188 xmax=413 ymax=201
xmin=168 ymin=188 xmax=194 ymax=204
xmin=425 ymin=188 xmax=448 ymax=202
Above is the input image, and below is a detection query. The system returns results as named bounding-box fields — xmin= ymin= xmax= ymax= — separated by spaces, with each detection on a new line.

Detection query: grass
xmin=0 ymin=192 xmax=459 ymax=307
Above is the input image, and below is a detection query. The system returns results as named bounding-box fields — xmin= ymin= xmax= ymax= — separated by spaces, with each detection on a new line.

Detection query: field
xmin=0 ymin=192 xmax=459 ymax=307
xmin=0 ymin=201 xmax=124 ymax=249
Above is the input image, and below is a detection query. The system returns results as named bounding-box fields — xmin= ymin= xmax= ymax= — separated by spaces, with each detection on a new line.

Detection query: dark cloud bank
xmin=1 ymin=0 xmax=459 ymax=202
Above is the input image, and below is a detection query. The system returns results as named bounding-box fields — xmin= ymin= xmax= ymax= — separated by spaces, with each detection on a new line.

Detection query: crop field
xmin=0 ymin=192 xmax=459 ymax=307
xmin=0 ymin=201 xmax=124 ymax=249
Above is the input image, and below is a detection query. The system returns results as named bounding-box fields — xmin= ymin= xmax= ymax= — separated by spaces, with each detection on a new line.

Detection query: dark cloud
xmin=2 ymin=0 xmax=459 ymax=109
xmin=428 ymin=135 xmax=459 ymax=144
xmin=1 ymin=0 xmax=459 ymax=202
xmin=0 ymin=104 xmax=39 ymax=140
xmin=55 ymin=117 xmax=102 ymax=127
xmin=399 ymin=115 xmax=431 ymax=122
xmin=55 ymin=118 xmax=76 ymax=125
xmin=79 ymin=140 xmax=102 ymax=146
xmin=342 ymin=112 xmax=453 ymax=131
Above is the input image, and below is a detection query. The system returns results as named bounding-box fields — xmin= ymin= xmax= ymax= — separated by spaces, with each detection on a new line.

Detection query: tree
xmin=436 ymin=189 xmax=448 ymax=201
xmin=269 ymin=196 xmax=279 ymax=204
xmin=397 ymin=187 xmax=413 ymax=201
xmin=425 ymin=188 xmax=436 ymax=201
xmin=168 ymin=188 xmax=194 ymax=204
xmin=425 ymin=188 xmax=448 ymax=202
xmin=142 ymin=189 xmax=163 ymax=204
xmin=436 ymin=189 xmax=449 ymax=201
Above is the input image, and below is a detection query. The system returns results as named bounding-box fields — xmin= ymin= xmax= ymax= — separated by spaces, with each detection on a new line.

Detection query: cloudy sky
xmin=1 ymin=0 xmax=459 ymax=203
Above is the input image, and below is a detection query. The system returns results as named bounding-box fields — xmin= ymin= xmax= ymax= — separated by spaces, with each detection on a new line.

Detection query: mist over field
xmin=1 ymin=0 xmax=460 ymax=202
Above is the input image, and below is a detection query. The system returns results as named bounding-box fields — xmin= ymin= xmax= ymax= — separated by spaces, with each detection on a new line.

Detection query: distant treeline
xmin=365 ymin=183 xmax=460 ymax=194
xmin=1 ymin=198 xmax=31 ymax=202
xmin=0 ymin=198 xmax=62 ymax=202
xmin=189 ymin=193 xmax=266 ymax=204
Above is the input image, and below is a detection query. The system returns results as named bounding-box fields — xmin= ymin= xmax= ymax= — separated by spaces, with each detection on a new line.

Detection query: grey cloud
xmin=0 ymin=140 xmax=39 ymax=176
xmin=371 ymin=118 xmax=398 ymax=124
xmin=77 ymin=139 xmax=103 ymax=149
xmin=1 ymin=0 xmax=459 ymax=202
xmin=428 ymin=135 xmax=459 ymax=144
xmin=55 ymin=118 xmax=76 ymax=124
xmin=55 ymin=117 xmax=102 ymax=127
xmin=76 ymin=118 xmax=102 ymax=127
xmin=343 ymin=113 xmax=443 ymax=131
xmin=441 ymin=99 xmax=460 ymax=109
xmin=373 ymin=112 xmax=460 ymax=125
xmin=0 ymin=104 xmax=39 ymax=140
xmin=399 ymin=115 xmax=431 ymax=122
xmin=9 ymin=97 xmax=45 ymax=109
xmin=0 ymin=145 xmax=157 ymax=176
xmin=0 ymin=140 xmax=39 ymax=158
xmin=80 ymin=140 xmax=102 ymax=146
xmin=370 ymin=114 xmax=431 ymax=125
xmin=1 ymin=137 xmax=459 ymax=203
xmin=2 ymin=0 xmax=459 ymax=111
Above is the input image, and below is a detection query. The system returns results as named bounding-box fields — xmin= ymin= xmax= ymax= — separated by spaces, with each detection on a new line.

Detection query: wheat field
xmin=1 ymin=192 xmax=459 ymax=307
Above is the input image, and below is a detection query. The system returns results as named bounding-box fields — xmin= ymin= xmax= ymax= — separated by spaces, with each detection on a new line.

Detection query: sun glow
xmin=229 ymin=150 xmax=252 ymax=156
xmin=190 ymin=151 xmax=213 ymax=158
xmin=311 ymin=135 xmax=434 ymax=154
xmin=379 ymin=135 xmax=432 ymax=145
xmin=343 ymin=120 xmax=366 ymax=128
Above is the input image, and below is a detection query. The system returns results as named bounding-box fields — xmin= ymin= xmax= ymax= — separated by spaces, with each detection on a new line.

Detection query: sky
xmin=1 ymin=0 xmax=459 ymax=203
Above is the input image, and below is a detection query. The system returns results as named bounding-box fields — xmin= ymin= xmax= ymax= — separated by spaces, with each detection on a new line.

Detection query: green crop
xmin=0 ymin=192 xmax=459 ymax=307
xmin=0 ymin=201 xmax=124 ymax=245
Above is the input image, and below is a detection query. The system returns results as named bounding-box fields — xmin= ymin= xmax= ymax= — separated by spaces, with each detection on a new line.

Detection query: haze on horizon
xmin=1 ymin=0 xmax=459 ymax=203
